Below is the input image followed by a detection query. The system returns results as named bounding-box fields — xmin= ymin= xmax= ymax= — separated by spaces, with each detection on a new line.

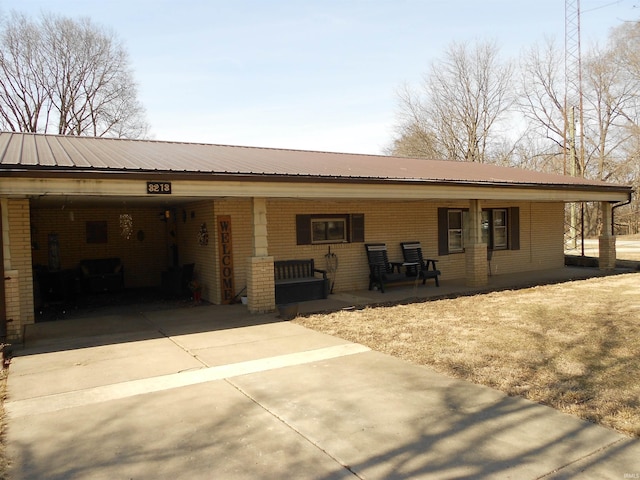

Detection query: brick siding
xmin=7 ymin=198 xmax=568 ymax=341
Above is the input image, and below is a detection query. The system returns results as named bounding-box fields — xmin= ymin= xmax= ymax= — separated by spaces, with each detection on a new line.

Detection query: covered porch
xmin=21 ymin=263 xmax=635 ymax=332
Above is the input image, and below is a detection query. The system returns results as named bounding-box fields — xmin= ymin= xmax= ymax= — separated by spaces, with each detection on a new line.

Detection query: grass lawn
xmin=296 ymin=271 xmax=640 ymax=437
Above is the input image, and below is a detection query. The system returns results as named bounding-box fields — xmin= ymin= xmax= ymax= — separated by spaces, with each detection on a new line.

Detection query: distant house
xmin=0 ymin=132 xmax=633 ymax=341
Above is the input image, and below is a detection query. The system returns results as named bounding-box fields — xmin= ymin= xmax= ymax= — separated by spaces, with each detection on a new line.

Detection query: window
xmin=296 ymin=213 xmax=365 ymax=245
xmin=311 ymin=218 xmax=346 ymax=243
xmin=492 ymin=209 xmax=508 ymax=249
xmin=439 ymin=207 xmax=519 ymax=255
xmin=481 ymin=209 xmax=508 ymax=250
xmin=448 ymin=210 xmax=464 ymax=252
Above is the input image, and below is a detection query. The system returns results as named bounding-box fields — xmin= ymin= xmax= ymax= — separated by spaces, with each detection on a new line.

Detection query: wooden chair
xmin=400 ymin=242 xmax=441 ymax=287
xmin=365 ymin=243 xmax=408 ymax=292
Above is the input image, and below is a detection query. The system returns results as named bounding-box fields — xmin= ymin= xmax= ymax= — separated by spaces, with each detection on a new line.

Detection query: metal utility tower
xmin=564 ymin=0 xmax=585 ymax=249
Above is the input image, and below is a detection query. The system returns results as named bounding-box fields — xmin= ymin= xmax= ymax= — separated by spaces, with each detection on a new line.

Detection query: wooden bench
xmin=274 ymin=259 xmax=329 ymax=304
xmin=365 ymin=243 xmax=419 ymax=293
xmin=401 ymin=242 xmax=441 ymax=287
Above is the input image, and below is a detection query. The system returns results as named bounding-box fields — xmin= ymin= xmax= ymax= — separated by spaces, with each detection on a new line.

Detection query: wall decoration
xmin=120 ymin=213 xmax=133 ymax=240
xmin=86 ymin=221 xmax=107 ymax=244
xmin=198 ymin=223 xmax=209 ymax=246
xmin=217 ymin=215 xmax=235 ymax=304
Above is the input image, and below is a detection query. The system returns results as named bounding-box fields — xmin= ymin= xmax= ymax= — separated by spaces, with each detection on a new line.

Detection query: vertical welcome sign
xmin=217 ymin=215 xmax=235 ymax=304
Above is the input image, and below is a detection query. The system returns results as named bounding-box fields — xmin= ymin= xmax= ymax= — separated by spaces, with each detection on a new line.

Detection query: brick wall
xmin=480 ymin=201 xmax=565 ymax=276
xmin=599 ymin=236 xmax=616 ymax=270
xmin=5 ymin=197 xmax=566 ymax=338
xmin=266 ymin=199 xmax=464 ymax=291
xmin=264 ymin=199 xmax=566 ymax=292
xmin=246 ymin=256 xmax=275 ymax=312
xmin=4 ymin=270 xmax=22 ymax=340
xmin=170 ymin=201 xmax=216 ymax=302
xmin=31 ymin=206 xmax=168 ymax=288
xmin=4 ymin=199 xmax=34 ymax=340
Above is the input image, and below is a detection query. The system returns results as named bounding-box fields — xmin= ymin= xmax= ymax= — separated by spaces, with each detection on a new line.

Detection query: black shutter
xmin=438 ymin=208 xmax=449 ymax=256
xmin=484 ymin=209 xmax=493 ymax=249
xmin=296 ymin=214 xmax=311 ymax=245
xmin=351 ymin=214 xmax=365 ymax=243
xmin=509 ymin=207 xmax=520 ymax=250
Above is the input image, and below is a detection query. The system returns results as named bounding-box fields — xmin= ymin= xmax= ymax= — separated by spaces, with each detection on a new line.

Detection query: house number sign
xmin=147 ymin=181 xmax=172 ymax=194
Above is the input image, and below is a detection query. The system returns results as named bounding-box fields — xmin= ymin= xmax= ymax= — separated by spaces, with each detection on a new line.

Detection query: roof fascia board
xmin=0 ymin=177 xmax=630 ymax=203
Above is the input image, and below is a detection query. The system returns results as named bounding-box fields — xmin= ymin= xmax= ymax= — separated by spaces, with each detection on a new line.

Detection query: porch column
xmin=599 ymin=202 xmax=616 ymax=271
xmin=1 ymin=198 xmax=34 ymax=341
xmin=246 ymin=197 xmax=275 ymax=313
xmin=465 ymin=200 xmax=488 ymax=287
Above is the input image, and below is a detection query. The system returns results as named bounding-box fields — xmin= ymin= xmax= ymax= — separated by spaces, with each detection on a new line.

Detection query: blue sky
xmin=2 ymin=0 xmax=637 ymax=154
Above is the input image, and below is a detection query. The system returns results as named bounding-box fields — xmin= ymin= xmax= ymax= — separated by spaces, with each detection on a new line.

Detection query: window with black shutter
xmin=438 ymin=207 xmax=520 ymax=254
xmin=296 ymin=213 xmax=365 ymax=245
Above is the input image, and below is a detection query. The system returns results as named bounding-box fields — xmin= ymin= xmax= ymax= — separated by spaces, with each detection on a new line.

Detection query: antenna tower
xmin=564 ymin=0 xmax=585 ymax=249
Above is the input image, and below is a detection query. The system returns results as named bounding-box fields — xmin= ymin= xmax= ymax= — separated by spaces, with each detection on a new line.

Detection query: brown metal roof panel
xmin=19 ymin=134 xmax=42 ymax=166
xmin=83 ymin=138 xmax=211 ymax=171
xmin=61 ymin=135 xmax=135 ymax=169
xmin=64 ymin=136 xmax=120 ymax=168
xmin=97 ymin=139 xmax=155 ymax=170
xmin=0 ymin=132 xmax=631 ymax=193
xmin=0 ymin=132 xmax=27 ymax=166
xmin=46 ymin=135 xmax=92 ymax=168
xmin=45 ymin=136 xmax=77 ymax=167
xmin=148 ymin=142 xmax=217 ymax=171
xmin=32 ymin=134 xmax=60 ymax=166
xmin=0 ymin=132 xmax=13 ymax=165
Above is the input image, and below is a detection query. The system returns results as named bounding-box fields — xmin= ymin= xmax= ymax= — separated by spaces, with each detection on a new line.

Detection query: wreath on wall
xmin=198 ymin=223 xmax=209 ymax=246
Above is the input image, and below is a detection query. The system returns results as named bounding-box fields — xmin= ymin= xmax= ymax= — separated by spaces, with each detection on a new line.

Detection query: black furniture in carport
xmin=161 ymin=263 xmax=195 ymax=297
xmin=79 ymin=258 xmax=124 ymax=293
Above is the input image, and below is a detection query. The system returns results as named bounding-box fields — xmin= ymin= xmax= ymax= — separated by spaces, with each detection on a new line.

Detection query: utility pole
xmin=564 ymin=0 xmax=585 ymax=252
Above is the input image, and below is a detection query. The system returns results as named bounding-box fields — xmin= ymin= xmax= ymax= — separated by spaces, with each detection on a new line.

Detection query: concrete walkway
xmin=5 ymin=293 xmax=640 ymax=479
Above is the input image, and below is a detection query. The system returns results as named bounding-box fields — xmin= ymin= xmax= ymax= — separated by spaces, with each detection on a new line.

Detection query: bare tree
xmin=0 ymin=11 xmax=148 ymax=138
xmin=583 ymin=44 xmax=638 ymax=182
xmin=391 ymin=40 xmax=514 ymax=163
xmin=606 ymin=21 xmax=640 ymax=235
xmin=518 ymin=32 xmax=640 ymax=236
xmin=386 ymin=84 xmax=442 ymax=158
xmin=517 ymin=38 xmax=566 ymax=171
xmin=0 ymin=12 xmax=49 ymax=132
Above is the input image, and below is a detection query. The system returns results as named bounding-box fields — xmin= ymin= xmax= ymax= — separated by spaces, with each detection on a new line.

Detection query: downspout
xmin=610 ymin=191 xmax=633 ymax=235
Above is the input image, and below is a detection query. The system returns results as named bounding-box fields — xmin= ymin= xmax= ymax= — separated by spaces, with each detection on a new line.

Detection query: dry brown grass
xmin=296 ymin=272 xmax=640 ymax=437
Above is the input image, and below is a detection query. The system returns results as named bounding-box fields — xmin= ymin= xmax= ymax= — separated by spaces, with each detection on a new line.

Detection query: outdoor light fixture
xmin=159 ymin=210 xmax=171 ymax=222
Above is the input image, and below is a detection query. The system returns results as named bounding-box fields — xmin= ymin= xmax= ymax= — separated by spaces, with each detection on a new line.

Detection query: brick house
xmin=0 ymin=132 xmax=633 ymax=342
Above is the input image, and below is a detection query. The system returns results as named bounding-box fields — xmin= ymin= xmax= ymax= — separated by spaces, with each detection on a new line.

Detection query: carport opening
xmin=29 ymin=198 xmax=208 ymax=322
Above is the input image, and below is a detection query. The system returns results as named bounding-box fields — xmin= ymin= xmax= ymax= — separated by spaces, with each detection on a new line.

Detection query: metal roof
xmin=0 ymin=131 xmax=633 ymax=194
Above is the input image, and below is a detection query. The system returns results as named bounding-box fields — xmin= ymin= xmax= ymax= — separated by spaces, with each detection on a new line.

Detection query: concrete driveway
xmin=5 ymin=303 xmax=640 ymax=479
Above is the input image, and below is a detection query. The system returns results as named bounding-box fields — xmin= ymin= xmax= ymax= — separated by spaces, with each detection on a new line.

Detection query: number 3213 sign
xmin=147 ymin=181 xmax=171 ymax=194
